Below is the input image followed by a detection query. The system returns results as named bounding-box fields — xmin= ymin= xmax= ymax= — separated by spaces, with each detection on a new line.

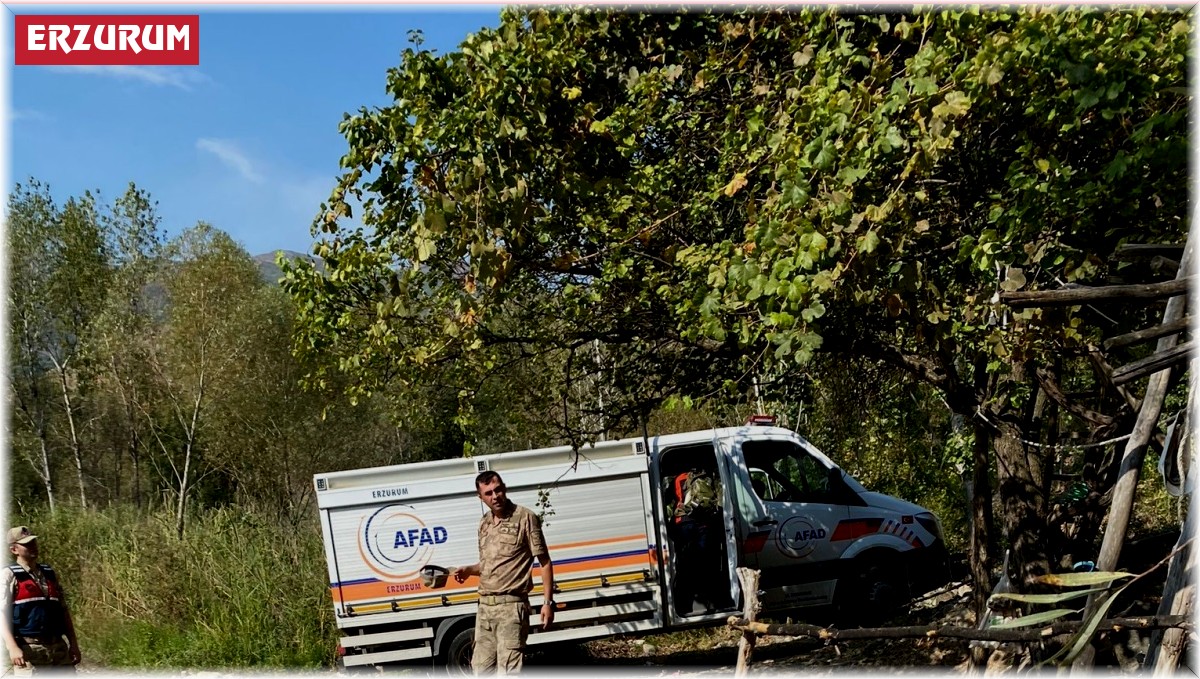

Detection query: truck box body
xmin=315 ymin=424 xmax=949 ymax=668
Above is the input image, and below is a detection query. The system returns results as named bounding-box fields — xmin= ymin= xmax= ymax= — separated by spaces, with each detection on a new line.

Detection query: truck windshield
xmin=742 ymin=440 xmax=831 ymax=504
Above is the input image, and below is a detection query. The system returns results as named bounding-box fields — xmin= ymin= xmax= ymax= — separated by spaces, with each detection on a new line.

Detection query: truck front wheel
xmin=835 ymin=554 xmax=905 ymax=626
xmin=445 ymin=627 xmax=474 ymax=675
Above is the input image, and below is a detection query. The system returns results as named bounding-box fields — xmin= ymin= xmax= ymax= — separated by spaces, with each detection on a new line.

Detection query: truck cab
xmin=650 ymin=421 xmax=949 ymax=625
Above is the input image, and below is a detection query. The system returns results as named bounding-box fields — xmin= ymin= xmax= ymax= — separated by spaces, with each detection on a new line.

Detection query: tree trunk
xmin=131 ymin=434 xmax=142 ymax=509
xmin=992 ymin=416 xmax=1051 ymax=587
xmin=175 ymin=441 xmax=192 ymax=541
xmin=37 ymin=433 xmax=56 ymax=515
xmin=53 ymin=363 xmax=88 ymax=510
xmin=969 ymin=419 xmax=994 ymax=617
xmin=175 ymin=374 xmax=205 ymax=541
xmin=174 ymin=472 xmax=187 ymax=542
xmin=14 ymin=315 xmax=58 ymax=513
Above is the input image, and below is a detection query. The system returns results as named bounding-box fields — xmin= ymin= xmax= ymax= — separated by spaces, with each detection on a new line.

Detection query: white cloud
xmin=196 ymin=138 xmax=263 ymax=184
xmin=10 ymin=109 xmax=48 ymax=122
xmin=46 ymin=66 xmax=209 ymax=91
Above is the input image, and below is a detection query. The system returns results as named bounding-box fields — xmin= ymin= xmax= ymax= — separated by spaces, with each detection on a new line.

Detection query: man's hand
xmin=8 ymin=644 xmax=25 ymax=668
xmin=540 ymin=602 xmax=555 ymax=629
xmin=451 ymin=566 xmax=473 ymax=584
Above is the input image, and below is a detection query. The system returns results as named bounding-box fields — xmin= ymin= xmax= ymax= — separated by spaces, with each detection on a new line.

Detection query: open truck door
xmin=649 ymin=436 xmax=741 ymax=627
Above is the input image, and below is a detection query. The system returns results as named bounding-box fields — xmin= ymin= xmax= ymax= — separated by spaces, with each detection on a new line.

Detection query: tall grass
xmin=14 ymin=505 xmax=337 ymax=669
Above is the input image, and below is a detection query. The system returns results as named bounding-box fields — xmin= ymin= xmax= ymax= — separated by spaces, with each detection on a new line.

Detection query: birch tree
xmin=146 ymin=223 xmax=263 ymax=538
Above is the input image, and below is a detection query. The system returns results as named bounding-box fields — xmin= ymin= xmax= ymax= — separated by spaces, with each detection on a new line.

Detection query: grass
xmin=13 ymin=505 xmax=338 ymax=670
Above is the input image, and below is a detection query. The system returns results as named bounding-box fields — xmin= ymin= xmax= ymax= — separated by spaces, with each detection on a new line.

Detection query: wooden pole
xmin=1073 ymin=234 xmax=1195 ymax=671
xmin=734 ymin=567 xmax=761 ymax=677
xmin=1114 ymin=243 xmax=1186 ymax=260
xmin=1103 ymin=316 xmax=1191 ymax=351
xmin=1111 ymin=340 xmax=1195 ymax=386
xmin=725 ymin=616 xmax=1191 ymax=643
xmin=1147 ymin=359 xmax=1197 ymax=674
xmin=1000 ymin=276 xmax=1191 ymax=308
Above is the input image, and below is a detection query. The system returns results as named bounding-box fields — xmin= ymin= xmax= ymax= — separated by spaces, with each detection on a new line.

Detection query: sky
xmin=7 ymin=6 xmax=503 ymax=257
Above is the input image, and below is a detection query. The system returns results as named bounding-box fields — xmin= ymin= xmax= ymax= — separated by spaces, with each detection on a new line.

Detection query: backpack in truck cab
xmin=673 ymin=469 xmax=719 ymax=520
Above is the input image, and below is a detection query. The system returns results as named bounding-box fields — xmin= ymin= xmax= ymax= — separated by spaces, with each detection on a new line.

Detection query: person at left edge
xmin=1 ymin=527 xmax=81 ymax=675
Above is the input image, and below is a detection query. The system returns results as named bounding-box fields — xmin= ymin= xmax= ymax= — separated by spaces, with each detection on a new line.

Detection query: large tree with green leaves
xmin=144 ymin=224 xmax=265 ymax=538
xmin=7 ymin=180 xmax=114 ymax=511
xmin=91 ymin=183 xmax=166 ymax=508
xmin=285 ymin=7 xmax=1190 ymax=601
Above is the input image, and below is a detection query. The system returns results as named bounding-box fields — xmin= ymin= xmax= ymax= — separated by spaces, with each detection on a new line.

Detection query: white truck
xmin=314 ymin=419 xmax=949 ymax=670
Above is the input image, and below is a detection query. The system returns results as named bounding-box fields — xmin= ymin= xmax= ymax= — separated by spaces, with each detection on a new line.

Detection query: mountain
xmin=254 ymin=250 xmax=323 ymax=286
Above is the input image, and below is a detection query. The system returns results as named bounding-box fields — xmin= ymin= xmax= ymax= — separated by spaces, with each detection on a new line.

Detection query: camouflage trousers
xmin=12 ymin=637 xmax=74 ymax=676
xmin=472 ymin=600 xmax=529 ymax=675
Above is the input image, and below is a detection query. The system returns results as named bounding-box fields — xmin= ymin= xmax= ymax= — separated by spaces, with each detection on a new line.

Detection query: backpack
xmin=673 ymin=470 xmax=720 ymax=519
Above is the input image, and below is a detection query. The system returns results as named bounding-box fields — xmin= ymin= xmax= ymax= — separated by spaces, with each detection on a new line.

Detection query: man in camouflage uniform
xmin=453 ymin=471 xmax=555 ymax=675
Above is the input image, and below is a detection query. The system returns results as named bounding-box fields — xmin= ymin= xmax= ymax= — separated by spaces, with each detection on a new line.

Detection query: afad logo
xmin=357 ymin=505 xmax=448 ymax=581
xmin=776 ymin=516 xmax=827 ymax=559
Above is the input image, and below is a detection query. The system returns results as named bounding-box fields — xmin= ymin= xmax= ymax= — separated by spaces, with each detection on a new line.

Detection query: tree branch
xmin=1000 ymin=277 xmax=1191 ymax=308
xmin=726 ymin=615 xmax=1192 ymax=643
xmin=1033 ymin=367 xmax=1114 ymax=427
xmin=1102 ymin=316 xmax=1190 ymax=351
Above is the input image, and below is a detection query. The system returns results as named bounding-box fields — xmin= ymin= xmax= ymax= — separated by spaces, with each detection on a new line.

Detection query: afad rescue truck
xmin=314 ymin=418 xmax=950 ymax=670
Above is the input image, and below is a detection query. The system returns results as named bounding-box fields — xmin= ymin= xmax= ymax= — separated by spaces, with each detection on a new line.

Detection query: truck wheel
xmin=862 ymin=563 xmax=902 ymax=612
xmin=445 ymin=627 xmax=474 ymax=675
xmin=835 ymin=556 xmax=904 ymax=626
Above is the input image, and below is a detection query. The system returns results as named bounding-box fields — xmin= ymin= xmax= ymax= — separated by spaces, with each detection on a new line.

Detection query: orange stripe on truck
xmin=330 ymin=552 xmax=651 ymax=606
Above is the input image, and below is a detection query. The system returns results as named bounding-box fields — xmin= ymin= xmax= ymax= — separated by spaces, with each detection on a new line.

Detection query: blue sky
xmin=8 ymin=7 xmax=502 ymax=256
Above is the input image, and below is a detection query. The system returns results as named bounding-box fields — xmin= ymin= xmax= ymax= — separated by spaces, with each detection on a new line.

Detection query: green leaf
xmin=884 ymin=126 xmax=904 ymax=150
xmin=1057 ymin=583 xmax=1130 ymax=665
xmin=801 ymin=301 xmax=826 ymax=323
xmin=988 ymin=608 xmax=1076 ymax=629
xmin=416 ymin=237 xmax=435 ymax=262
xmin=989 ymin=588 xmax=1105 ymax=605
xmin=813 ymin=142 xmax=836 ymax=170
xmin=1034 ymin=571 xmax=1134 ymax=588
xmin=933 ymin=90 xmax=971 ymax=117
xmin=860 ymin=230 xmax=880 ymax=254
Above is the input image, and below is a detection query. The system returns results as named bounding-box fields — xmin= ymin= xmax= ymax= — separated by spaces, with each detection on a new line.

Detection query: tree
xmin=144 ymin=224 xmax=264 ymax=538
xmin=7 ymin=181 xmax=114 ymax=511
xmin=8 ymin=181 xmax=64 ymax=511
xmin=91 ymin=184 xmax=166 ymax=508
xmin=285 ymin=8 xmax=1190 ymax=603
xmin=43 ymin=192 xmax=112 ymax=509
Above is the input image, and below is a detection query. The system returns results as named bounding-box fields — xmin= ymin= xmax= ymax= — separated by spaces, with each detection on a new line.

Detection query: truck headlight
xmin=915 ymin=512 xmax=942 ymax=542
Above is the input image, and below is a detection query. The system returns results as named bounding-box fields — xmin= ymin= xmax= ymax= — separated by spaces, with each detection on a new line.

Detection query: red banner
xmin=15 ymin=15 xmax=199 ymax=66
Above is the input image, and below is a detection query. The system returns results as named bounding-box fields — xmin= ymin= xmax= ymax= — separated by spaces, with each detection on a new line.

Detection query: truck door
xmin=651 ymin=440 xmax=740 ymax=626
xmin=733 ymin=437 xmax=851 ymax=609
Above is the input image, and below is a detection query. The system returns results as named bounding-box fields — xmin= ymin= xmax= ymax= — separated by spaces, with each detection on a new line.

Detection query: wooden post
xmin=735 ymin=567 xmax=761 ymax=677
xmin=1073 ymin=234 xmax=1195 ymax=671
xmin=1000 ymin=276 xmax=1191 ymax=307
xmin=1148 ymin=359 xmax=1197 ymax=674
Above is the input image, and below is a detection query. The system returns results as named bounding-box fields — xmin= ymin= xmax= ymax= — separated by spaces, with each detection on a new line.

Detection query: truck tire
xmin=445 ymin=627 xmax=474 ymax=675
xmin=835 ymin=554 xmax=905 ymax=626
